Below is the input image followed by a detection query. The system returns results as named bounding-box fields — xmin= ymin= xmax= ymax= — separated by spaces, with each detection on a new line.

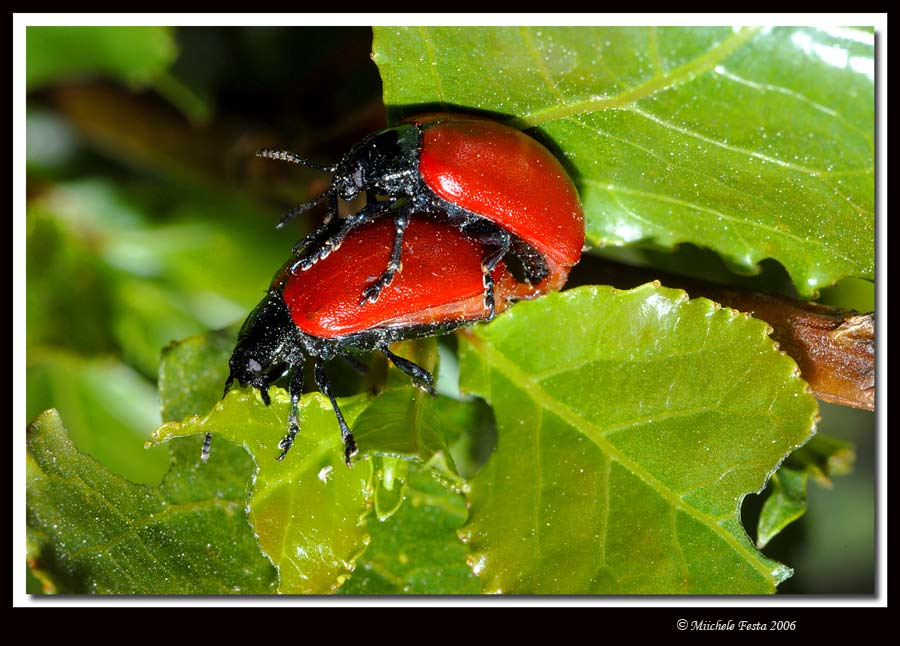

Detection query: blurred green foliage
xmin=27 ymin=26 xmax=177 ymax=90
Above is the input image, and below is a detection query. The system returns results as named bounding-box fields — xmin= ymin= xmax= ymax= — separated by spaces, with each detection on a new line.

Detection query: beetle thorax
xmin=332 ymin=125 xmax=422 ymax=201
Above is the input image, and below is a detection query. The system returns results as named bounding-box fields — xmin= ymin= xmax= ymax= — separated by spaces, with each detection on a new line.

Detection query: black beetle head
xmin=331 ymin=124 xmax=422 ymax=202
xmin=225 ymin=290 xmax=298 ymax=405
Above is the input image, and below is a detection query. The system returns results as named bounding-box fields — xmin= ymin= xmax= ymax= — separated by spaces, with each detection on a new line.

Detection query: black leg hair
xmin=294 ymin=198 xmax=397 ymax=270
xmin=359 ymin=211 xmax=411 ymax=305
xmin=277 ymin=365 xmax=305 ymax=461
xmin=380 ymin=345 xmax=436 ymax=396
xmin=314 ymin=359 xmax=358 ymax=467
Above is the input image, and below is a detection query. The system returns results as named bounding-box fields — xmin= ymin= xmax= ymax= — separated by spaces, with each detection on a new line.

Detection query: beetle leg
xmin=359 ymin=211 xmax=411 ymax=305
xmin=324 ymin=191 xmax=339 ymax=224
xmin=200 ymin=432 xmax=213 ymax=462
xmin=479 ymin=229 xmax=512 ymax=321
xmin=291 ymin=210 xmax=344 ymax=256
xmin=257 ymin=382 xmax=272 ymax=406
xmin=294 ymin=199 xmax=395 ymax=270
xmin=276 ymin=364 xmax=306 ymax=461
xmin=314 ymin=359 xmax=358 ymax=467
xmin=340 ymin=352 xmax=369 ymax=374
xmin=205 ymin=371 xmax=240 ymax=461
xmin=290 ymin=192 xmax=341 ymax=256
xmin=380 ymin=345 xmax=436 ymax=396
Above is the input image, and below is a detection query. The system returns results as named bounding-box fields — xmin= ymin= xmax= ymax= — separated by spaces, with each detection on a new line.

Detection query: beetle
xmin=256 ymin=112 xmax=584 ymax=319
xmin=205 ymin=215 xmax=551 ymax=467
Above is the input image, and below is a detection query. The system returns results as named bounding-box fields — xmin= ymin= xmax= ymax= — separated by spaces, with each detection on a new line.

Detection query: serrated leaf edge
xmin=465 ymin=284 xmax=818 ymax=589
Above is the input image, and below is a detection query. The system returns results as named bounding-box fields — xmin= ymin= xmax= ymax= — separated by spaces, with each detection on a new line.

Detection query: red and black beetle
xmin=257 ymin=113 xmax=584 ymax=317
xmin=209 ymin=216 xmax=548 ymax=467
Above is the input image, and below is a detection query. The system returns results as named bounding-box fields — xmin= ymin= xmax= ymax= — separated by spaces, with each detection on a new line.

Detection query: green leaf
xmin=818 ymin=277 xmax=875 ymax=312
xmin=26 ymin=206 xmax=118 ymax=357
xmin=158 ymin=327 xmax=237 ymax=424
xmin=26 ymin=409 xmax=277 ymax=594
xmin=151 ymin=329 xmax=486 ymax=593
xmin=26 ymin=352 xmax=169 ymax=486
xmin=752 ymin=434 xmax=855 ymax=548
xmin=152 ymin=389 xmax=373 ymax=594
xmin=785 ymin=433 xmax=855 ymax=487
xmin=374 ymin=26 xmax=874 ymax=298
xmin=351 ymin=339 xmax=452 ymax=465
xmin=348 ymin=337 xmax=498 ymax=484
xmin=458 ymin=284 xmax=818 ymax=593
xmin=339 ymin=467 xmax=482 ymax=594
xmin=26 ymin=26 xmax=178 ymax=90
xmin=155 ymin=329 xmax=377 ymax=594
xmin=27 ymin=179 xmax=294 ymax=376
xmin=756 ymin=468 xmax=807 ymax=549
xmin=157 ymin=328 xmax=376 ymax=594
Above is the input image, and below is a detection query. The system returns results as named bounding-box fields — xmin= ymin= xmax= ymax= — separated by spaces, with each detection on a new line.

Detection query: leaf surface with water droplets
xmin=458 ymin=285 xmax=818 ymax=593
xmin=374 ymin=26 xmax=874 ymax=297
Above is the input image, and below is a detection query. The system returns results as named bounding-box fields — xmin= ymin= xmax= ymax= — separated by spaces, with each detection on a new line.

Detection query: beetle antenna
xmin=257 ymin=148 xmax=337 ymax=173
xmin=276 ymin=190 xmax=331 ymax=229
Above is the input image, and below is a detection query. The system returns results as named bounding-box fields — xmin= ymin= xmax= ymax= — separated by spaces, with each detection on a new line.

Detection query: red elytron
xmin=257 ymin=112 xmax=584 ymax=311
xmin=413 ymin=113 xmax=583 ymax=293
xmin=282 ymin=218 xmax=522 ymax=338
xmin=216 ymin=216 xmax=560 ymax=467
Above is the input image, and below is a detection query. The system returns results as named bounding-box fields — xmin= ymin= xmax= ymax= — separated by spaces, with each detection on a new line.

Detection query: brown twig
xmin=698 ymin=289 xmax=873 ymax=410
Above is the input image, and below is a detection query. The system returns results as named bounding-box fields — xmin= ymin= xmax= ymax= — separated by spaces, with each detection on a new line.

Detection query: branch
xmin=696 ymin=289 xmax=873 ymax=410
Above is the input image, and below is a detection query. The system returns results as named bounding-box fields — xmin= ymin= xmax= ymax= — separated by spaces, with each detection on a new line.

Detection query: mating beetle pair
xmin=214 ymin=113 xmax=584 ymax=465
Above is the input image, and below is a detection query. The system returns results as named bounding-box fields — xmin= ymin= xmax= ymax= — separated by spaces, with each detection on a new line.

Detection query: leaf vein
xmin=418 ymin=27 xmax=446 ymax=109
xmin=590 ymin=181 xmax=866 ymax=269
xmin=712 ymin=65 xmax=873 ymax=149
xmin=521 ymin=27 xmax=762 ymax=127
xmin=532 ymin=402 xmax=544 ymax=562
xmin=67 ymin=497 xmax=243 ymax=562
xmin=627 ymin=105 xmax=867 ymax=177
xmin=61 ymin=473 xmax=222 ymax=591
xmin=483 ymin=348 xmax=780 ymax=585
xmin=670 ymin=507 xmax=690 ymax=592
xmin=519 ymin=26 xmax=564 ymax=102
